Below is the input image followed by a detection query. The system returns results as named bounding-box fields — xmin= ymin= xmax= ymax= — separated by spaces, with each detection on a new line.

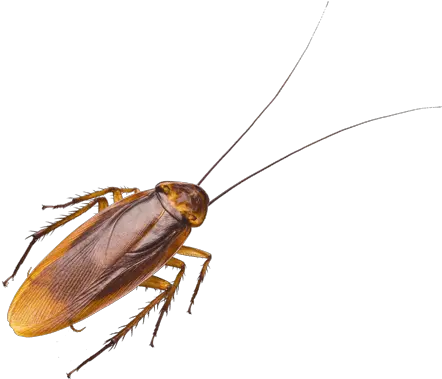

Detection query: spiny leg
xmin=26 ymin=197 xmax=109 ymax=282
xmin=150 ymin=257 xmax=186 ymax=347
xmin=42 ymin=187 xmax=140 ymax=210
xmin=67 ymin=276 xmax=171 ymax=378
xmin=2 ymin=197 xmax=109 ymax=287
xmin=139 ymin=275 xmax=172 ymax=291
xmin=177 ymin=246 xmax=211 ymax=314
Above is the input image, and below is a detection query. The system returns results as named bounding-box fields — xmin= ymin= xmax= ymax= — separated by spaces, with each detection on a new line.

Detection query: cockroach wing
xmin=8 ymin=190 xmax=190 ymax=337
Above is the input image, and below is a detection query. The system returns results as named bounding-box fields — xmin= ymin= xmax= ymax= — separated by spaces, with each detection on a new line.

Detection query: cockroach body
xmin=7 ymin=183 xmax=208 ymax=338
xmin=3 ymin=3 xmax=441 ymax=378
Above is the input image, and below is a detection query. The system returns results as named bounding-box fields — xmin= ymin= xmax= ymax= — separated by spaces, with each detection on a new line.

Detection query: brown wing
xmin=8 ymin=190 xmax=190 ymax=337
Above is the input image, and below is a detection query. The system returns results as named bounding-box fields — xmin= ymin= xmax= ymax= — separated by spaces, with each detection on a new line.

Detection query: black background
xmin=0 ymin=1 xmax=442 ymax=377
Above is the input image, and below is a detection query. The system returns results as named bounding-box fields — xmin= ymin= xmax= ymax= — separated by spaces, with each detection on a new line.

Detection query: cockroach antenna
xmin=198 ymin=2 xmax=329 ymax=186
xmin=209 ymin=105 xmax=442 ymax=206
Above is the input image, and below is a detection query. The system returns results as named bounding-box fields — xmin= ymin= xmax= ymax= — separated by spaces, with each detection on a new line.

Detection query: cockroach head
xmin=155 ymin=181 xmax=209 ymax=227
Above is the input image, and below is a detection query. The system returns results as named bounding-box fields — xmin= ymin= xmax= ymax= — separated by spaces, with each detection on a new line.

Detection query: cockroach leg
xmin=114 ymin=190 xmax=123 ymax=203
xmin=96 ymin=198 xmax=110 ymax=212
xmin=177 ymin=246 xmax=212 ymax=314
xmin=139 ymin=275 xmax=171 ymax=291
xmin=70 ymin=324 xmax=86 ymax=333
xmin=149 ymin=257 xmax=186 ymax=347
xmin=2 ymin=197 xmax=108 ymax=287
xmin=67 ymin=276 xmax=172 ymax=378
xmin=42 ymin=187 xmax=140 ymax=210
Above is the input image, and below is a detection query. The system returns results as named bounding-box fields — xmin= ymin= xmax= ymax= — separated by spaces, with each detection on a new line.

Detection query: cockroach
xmin=2 ymin=3 xmax=442 ymax=379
